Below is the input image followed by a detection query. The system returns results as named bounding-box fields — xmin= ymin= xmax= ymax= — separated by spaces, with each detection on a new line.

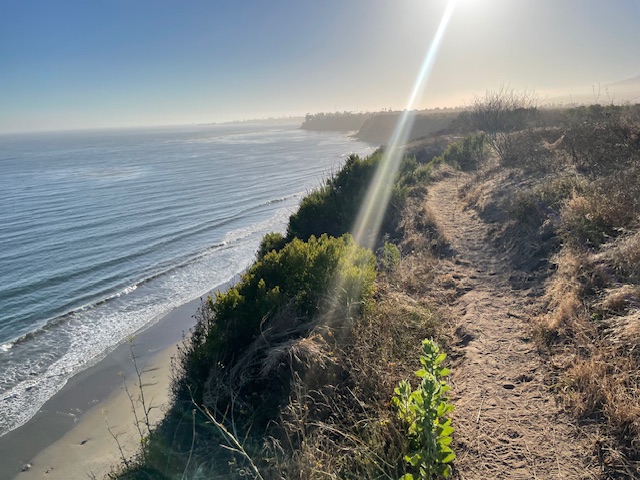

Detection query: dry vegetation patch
xmin=463 ymin=101 xmax=640 ymax=478
xmin=264 ymin=214 xmax=451 ymax=479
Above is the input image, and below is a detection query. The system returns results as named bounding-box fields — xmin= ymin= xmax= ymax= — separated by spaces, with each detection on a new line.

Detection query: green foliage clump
xmin=179 ymin=233 xmax=376 ymax=405
xmin=397 ymin=156 xmax=433 ymax=187
xmin=509 ymin=176 xmax=582 ymax=228
xmin=287 ymin=151 xmax=412 ymax=244
xmin=257 ymin=231 xmax=286 ymax=260
xmin=378 ymin=241 xmax=401 ymax=271
xmin=393 ymin=339 xmax=455 ymax=479
xmin=429 ymin=133 xmax=485 ymax=171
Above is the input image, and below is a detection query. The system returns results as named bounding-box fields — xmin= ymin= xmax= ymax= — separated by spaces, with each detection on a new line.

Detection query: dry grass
xmin=595 ymin=285 xmax=640 ymax=316
xmin=601 ymin=231 xmax=640 ymax=283
xmin=455 ymin=103 xmax=640 ymax=477
xmin=262 ymin=262 xmax=448 ymax=479
xmin=529 ymin=232 xmax=640 ymax=479
xmin=537 ymin=251 xmax=598 ymax=343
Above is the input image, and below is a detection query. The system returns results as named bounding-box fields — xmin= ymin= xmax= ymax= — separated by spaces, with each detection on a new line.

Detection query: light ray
xmin=317 ymin=1 xmax=458 ymax=330
xmin=352 ymin=0 xmax=458 ymax=249
xmin=298 ymin=3 xmax=459 ymax=396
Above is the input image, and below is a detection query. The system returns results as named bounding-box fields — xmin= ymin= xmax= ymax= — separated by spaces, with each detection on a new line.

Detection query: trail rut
xmin=426 ymin=172 xmax=597 ymax=479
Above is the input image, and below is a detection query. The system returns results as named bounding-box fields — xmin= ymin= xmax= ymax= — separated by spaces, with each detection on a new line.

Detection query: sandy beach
xmin=15 ymin=346 xmax=176 ymax=480
xmin=0 ymin=293 xmax=212 ymax=480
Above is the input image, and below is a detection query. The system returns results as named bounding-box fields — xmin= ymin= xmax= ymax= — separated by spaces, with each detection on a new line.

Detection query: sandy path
xmin=427 ymin=172 xmax=597 ymax=479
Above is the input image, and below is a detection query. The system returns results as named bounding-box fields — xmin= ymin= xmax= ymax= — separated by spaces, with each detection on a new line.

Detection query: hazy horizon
xmin=2 ymin=0 xmax=639 ymax=133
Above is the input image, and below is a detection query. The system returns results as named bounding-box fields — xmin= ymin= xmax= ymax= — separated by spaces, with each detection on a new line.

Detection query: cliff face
xmin=300 ymin=110 xmax=460 ymax=144
xmin=354 ymin=111 xmax=458 ymax=144
xmin=300 ymin=112 xmax=371 ymax=132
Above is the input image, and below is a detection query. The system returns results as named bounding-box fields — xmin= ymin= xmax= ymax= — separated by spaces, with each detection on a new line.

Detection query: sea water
xmin=0 ymin=123 xmax=374 ymax=436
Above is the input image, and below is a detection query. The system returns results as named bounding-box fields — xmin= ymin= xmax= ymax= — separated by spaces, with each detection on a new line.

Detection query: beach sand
xmin=0 ymin=293 xmax=212 ymax=480
xmin=16 ymin=346 xmax=176 ymax=480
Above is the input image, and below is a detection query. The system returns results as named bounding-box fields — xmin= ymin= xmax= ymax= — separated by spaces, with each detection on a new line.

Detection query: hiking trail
xmin=426 ymin=172 xmax=597 ymax=479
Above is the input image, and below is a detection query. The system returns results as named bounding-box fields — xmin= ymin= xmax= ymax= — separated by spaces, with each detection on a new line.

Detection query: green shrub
xmin=257 ymin=231 xmax=286 ymax=260
xmin=378 ymin=241 xmax=401 ymax=271
xmin=393 ymin=339 xmax=455 ymax=479
xmin=287 ymin=151 xmax=410 ymax=244
xmin=429 ymin=133 xmax=486 ymax=171
xmin=178 ymin=233 xmax=376 ymax=406
xmin=509 ymin=176 xmax=581 ymax=228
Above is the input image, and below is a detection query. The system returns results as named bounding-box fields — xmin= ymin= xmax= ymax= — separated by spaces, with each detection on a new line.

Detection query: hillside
xmin=108 ymin=99 xmax=640 ymax=480
xmin=354 ymin=110 xmax=459 ymax=144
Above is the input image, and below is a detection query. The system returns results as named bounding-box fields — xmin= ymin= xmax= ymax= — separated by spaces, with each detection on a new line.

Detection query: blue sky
xmin=1 ymin=0 xmax=639 ymax=132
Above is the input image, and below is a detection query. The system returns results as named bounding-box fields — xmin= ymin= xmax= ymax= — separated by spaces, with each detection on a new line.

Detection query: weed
xmin=393 ymin=339 xmax=455 ymax=479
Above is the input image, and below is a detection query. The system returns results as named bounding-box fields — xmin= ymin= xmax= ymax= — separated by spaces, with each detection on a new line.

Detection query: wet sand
xmin=0 ymin=288 xmax=221 ymax=480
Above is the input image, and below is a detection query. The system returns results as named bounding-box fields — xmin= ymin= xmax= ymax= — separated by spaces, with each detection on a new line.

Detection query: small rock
xmin=21 ymin=463 xmax=32 ymax=472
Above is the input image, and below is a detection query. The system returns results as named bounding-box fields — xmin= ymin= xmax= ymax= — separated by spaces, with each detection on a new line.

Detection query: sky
xmin=1 ymin=0 xmax=639 ymax=133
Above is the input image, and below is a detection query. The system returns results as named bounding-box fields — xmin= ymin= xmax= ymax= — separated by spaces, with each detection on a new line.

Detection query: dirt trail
xmin=426 ymin=172 xmax=597 ymax=479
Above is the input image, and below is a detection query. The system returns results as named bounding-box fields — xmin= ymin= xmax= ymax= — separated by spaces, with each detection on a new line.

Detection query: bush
xmin=177 ymin=233 xmax=376 ymax=408
xmin=378 ymin=241 xmax=401 ymax=271
xmin=469 ymin=86 xmax=538 ymax=162
xmin=560 ymin=104 xmax=640 ymax=178
xmin=429 ymin=133 xmax=486 ymax=171
xmin=257 ymin=231 xmax=286 ymax=260
xmin=287 ymin=151 xmax=411 ymax=245
xmin=509 ymin=176 xmax=581 ymax=228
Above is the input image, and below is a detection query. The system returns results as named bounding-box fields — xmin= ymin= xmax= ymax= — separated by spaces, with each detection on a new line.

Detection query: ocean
xmin=0 ymin=123 xmax=374 ymax=437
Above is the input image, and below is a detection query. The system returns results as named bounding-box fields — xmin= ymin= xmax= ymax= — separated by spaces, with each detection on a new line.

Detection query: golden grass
xmin=602 ymin=231 xmax=640 ymax=283
xmin=458 ymin=106 xmax=640 ymax=476
xmin=538 ymin=245 xmax=640 ymax=476
xmin=537 ymin=251 xmax=596 ymax=345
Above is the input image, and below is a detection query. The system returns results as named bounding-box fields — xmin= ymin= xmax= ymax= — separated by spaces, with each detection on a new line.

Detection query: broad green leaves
xmin=392 ymin=339 xmax=455 ymax=479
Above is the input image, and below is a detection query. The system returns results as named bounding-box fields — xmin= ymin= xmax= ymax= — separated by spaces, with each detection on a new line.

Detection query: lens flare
xmin=352 ymin=0 xmax=458 ymax=249
xmin=318 ymin=2 xmax=457 ymax=328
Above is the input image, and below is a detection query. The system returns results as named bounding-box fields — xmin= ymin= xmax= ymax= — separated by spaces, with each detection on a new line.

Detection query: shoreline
xmin=0 ymin=278 xmax=237 ymax=480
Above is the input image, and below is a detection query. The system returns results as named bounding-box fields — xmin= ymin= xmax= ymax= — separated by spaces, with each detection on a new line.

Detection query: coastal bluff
xmin=301 ymin=109 xmax=461 ymax=144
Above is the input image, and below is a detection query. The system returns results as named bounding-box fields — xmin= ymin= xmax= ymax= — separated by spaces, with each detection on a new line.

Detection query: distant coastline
xmin=300 ymin=109 xmax=462 ymax=144
xmin=200 ymin=116 xmax=305 ymax=127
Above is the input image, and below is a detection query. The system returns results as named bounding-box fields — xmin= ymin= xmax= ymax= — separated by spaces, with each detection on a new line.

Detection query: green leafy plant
xmin=378 ymin=241 xmax=401 ymax=271
xmin=286 ymin=151 xmax=409 ymax=245
xmin=392 ymin=339 xmax=455 ymax=479
xmin=256 ymin=231 xmax=286 ymax=260
xmin=429 ymin=133 xmax=485 ymax=171
xmin=176 ymin=233 xmax=377 ymax=409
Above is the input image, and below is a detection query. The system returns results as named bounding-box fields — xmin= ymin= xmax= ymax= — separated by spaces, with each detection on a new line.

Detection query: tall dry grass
xmin=456 ymin=100 xmax=640 ymax=477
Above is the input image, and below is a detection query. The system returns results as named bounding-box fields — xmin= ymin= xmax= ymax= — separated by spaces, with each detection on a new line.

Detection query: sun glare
xmin=320 ymin=0 xmax=458 ymax=322
xmin=351 ymin=0 xmax=458 ymax=249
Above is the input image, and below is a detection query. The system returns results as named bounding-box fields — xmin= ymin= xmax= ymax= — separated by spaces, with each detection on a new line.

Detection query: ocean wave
xmin=0 ymin=243 xmax=251 ymax=437
xmin=258 ymin=192 xmax=302 ymax=207
xmin=223 ymin=207 xmax=293 ymax=245
xmin=0 ymin=125 xmax=374 ymax=438
xmin=0 ymin=208 xmax=291 ymax=435
xmin=0 ymin=241 xmax=231 ymax=352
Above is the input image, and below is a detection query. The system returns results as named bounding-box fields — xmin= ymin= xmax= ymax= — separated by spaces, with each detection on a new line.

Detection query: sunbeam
xmin=352 ymin=0 xmax=458 ymax=249
xmin=319 ymin=1 xmax=458 ymax=327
